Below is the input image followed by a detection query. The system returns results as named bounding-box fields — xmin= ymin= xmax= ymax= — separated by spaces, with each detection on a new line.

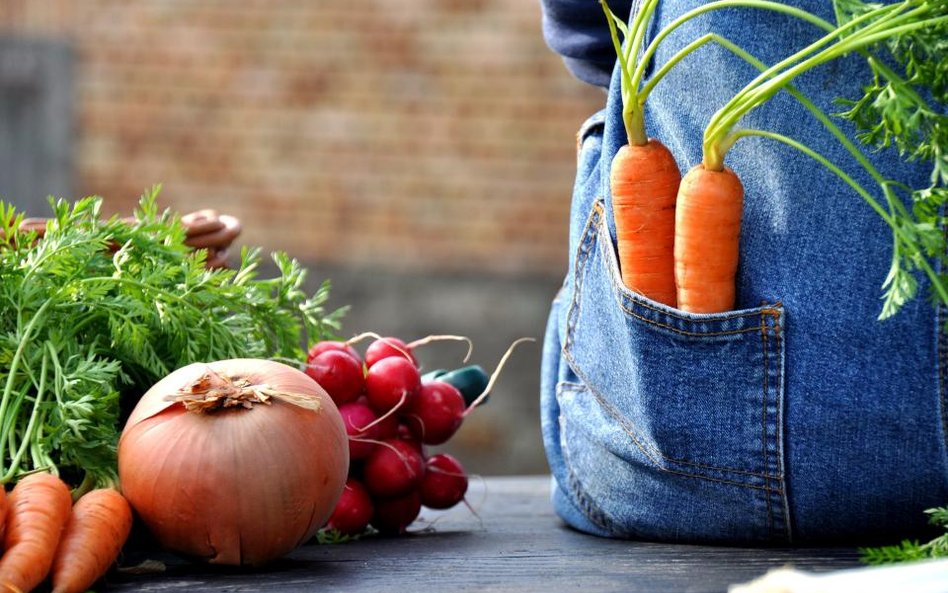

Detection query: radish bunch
xmin=304 ymin=336 xmax=479 ymax=536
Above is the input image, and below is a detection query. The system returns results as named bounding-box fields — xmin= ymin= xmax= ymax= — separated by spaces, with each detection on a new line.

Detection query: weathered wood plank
xmin=105 ymin=476 xmax=861 ymax=593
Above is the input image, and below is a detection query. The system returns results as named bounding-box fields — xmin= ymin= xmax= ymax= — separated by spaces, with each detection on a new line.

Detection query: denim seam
xmin=616 ymin=300 xmax=767 ymax=337
xmin=557 ymin=383 xmax=623 ymax=535
xmin=775 ymin=320 xmax=792 ymax=543
xmin=761 ymin=319 xmax=774 ymax=535
xmin=939 ymin=284 xmax=948 ymax=476
xmin=566 ymin=466 xmax=617 ymax=534
xmin=563 ymin=200 xmax=781 ymax=484
xmin=595 ymin=206 xmax=782 ymax=336
xmin=619 ymin=299 xmax=776 ymax=332
xmin=760 ymin=311 xmax=790 ymax=542
xmin=576 ymin=112 xmax=605 ymax=155
xmin=564 ymin=201 xmax=602 ymax=356
xmin=940 ymin=222 xmax=948 ymax=469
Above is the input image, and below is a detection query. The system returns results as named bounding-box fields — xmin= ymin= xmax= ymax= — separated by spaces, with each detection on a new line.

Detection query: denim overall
xmin=540 ymin=0 xmax=947 ymax=544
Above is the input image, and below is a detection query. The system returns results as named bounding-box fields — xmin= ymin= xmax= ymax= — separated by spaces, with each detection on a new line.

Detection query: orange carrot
xmin=50 ymin=488 xmax=133 ymax=593
xmin=611 ymin=140 xmax=681 ymax=306
xmin=0 ymin=486 xmax=7 ymax=543
xmin=600 ymin=0 xmax=681 ymax=306
xmin=0 ymin=472 xmax=72 ymax=593
xmin=673 ymin=164 xmax=744 ymax=313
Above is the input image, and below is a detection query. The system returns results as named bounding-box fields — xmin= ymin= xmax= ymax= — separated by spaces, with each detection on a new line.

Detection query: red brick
xmin=2 ymin=0 xmax=603 ymax=274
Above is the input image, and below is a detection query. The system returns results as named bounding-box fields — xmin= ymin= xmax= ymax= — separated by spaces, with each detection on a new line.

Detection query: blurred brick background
xmin=0 ymin=0 xmax=604 ymax=475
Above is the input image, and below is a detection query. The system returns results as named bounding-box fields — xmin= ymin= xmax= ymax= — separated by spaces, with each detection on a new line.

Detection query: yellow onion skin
xmin=118 ymin=359 xmax=349 ymax=566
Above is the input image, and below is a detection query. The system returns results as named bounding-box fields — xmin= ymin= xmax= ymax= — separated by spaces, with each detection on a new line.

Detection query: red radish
xmin=307 ymin=340 xmax=361 ymax=364
xmin=365 ymin=337 xmax=416 ymax=368
xmin=420 ymin=454 xmax=468 ymax=510
xmin=370 ymin=491 xmax=422 ymax=535
xmin=403 ymin=381 xmax=465 ymax=445
xmin=362 ymin=438 xmax=425 ymax=498
xmin=396 ymin=423 xmax=426 ymax=456
xmin=325 ymin=479 xmax=374 ymax=536
xmin=304 ymin=350 xmax=365 ymax=405
xmin=365 ymin=357 xmax=421 ymax=414
xmin=374 ymin=409 xmax=400 ymax=440
xmin=338 ymin=402 xmax=382 ymax=460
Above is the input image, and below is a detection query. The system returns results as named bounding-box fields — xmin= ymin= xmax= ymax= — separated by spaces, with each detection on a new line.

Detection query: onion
xmin=118 ymin=359 xmax=349 ymax=566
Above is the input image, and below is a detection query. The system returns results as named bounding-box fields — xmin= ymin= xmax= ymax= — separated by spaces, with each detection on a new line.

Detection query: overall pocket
xmin=555 ymin=200 xmax=791 ymax=543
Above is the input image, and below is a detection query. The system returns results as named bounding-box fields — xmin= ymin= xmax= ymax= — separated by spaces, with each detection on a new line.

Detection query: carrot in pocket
xmin=674 ymin=165 xmax=744 ymax=314
xmin=611 ymin=141 xmax=681 ymax=305
xmin=50 ymin=488 xmax=133 ymax=593
xmin=602 ymin=0 xmax=681 ymax=307
xmin=670 ymin=0 xmax=948 ymax=314
xmin=0 ymin=472 xmax=72 ymax=593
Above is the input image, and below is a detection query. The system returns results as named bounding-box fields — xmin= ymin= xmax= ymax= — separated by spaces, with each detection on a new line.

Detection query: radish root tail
xmin=346 ymin=332 xmax=414 ymax=362
xmin=351 ymin=392 xmax=408 ymax=433
xmin=463 ymin=337 xmax=534 ymax=415
xmin=407 ymin=335 xmax=474 ymax=363
xmin=345 ymin=331 xmax=386 ymax=347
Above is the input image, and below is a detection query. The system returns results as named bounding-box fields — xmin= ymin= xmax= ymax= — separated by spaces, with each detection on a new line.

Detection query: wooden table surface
xmin=107 ymin=475 xmax=863 ymax=593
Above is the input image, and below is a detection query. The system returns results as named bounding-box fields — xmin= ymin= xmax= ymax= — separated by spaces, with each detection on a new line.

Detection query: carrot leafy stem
xmin=693 ymin=0 xmax=947 ymax=319
xmin=601 ymin=0 xmax=660 ymax=146
xmin=861 ymin=506 xmax=948 ymax=564
xmin=0 ymin=189 xmax=346 ymax=488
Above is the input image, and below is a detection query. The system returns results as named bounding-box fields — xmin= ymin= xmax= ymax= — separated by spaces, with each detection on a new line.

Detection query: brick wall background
xmin=0 ymin=0 xmax=606 ymax=475
xmin=1 ymin=0 xmax=602 ymax=275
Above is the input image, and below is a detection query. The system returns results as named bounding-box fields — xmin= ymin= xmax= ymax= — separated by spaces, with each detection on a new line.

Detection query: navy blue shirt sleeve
xmin=539 ymin=0 xmax=634 ymax=88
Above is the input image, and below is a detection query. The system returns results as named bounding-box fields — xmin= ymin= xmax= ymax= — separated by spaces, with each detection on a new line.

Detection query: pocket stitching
xmin=561 ymin=352 xmax=781 ymax=489
xmin=556 ymin=383 xmax=625 ymax=536
xmin=594 ymin=201 xmax=783 ymax=334
xmin=939 ymin=296 xmax=948 ymax=463
xmin=562 ymin=200 xmax=786 ymax=486
xmin=759 ymin=313 xmax=792 ymax=542
xmin=563 ymin=199 xmax=602 ymax=357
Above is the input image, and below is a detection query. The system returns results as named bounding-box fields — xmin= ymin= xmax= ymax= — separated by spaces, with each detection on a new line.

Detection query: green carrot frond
xmin=861 ymin=506 xmax=948 ymax=565
xmin=600 ymin=0 xmax=659 ymax=146
xmin=834 ymin=0 xmax=948 ymax=185
xmin=0 ymin=190 xmax=345 ymax=487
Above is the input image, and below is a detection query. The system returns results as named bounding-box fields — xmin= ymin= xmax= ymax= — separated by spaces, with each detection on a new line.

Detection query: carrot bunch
xmin=0 ymin=473 xmax=132 ymax=593
xmin=602 ymin=0 xmax=947 ymax=316
xmin=601 ymin=0 xmax=831 ymax=313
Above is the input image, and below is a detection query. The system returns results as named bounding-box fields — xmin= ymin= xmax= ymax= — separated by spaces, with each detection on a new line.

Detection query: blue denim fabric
xmin=540 ymin=0 xmax=948 ymax=544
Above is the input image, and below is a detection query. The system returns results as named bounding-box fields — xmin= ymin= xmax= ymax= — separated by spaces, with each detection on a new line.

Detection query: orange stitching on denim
xmin=561 ymin=370 xmax=783 ymax=493
xmin=563 ymin=200 xmax=783 ymax=481
xmin=592 ymin=212 xmax=781 ymax=336
xmin=563 ymin=202 xmax=603 ymax=355
xmin=761 ymin=314 xmax=774 ymax=535
xmin=775 ymin=317 xmax=792 ymax=543
xmin=939 ymin=221 xmax=948 ymax=461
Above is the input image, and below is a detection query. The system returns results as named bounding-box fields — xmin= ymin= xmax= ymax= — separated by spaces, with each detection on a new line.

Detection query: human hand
xmin=180 ymin=209 xmax=242 ymax=268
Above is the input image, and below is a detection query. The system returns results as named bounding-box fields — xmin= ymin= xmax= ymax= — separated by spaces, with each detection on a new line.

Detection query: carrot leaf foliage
xmin=831 ymin=0 xmax=948 ymax=319
xmin=861 ymin=506 xmax=948 ymax=565
xmin=0 ymin=188 xmax=345 ymax=490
